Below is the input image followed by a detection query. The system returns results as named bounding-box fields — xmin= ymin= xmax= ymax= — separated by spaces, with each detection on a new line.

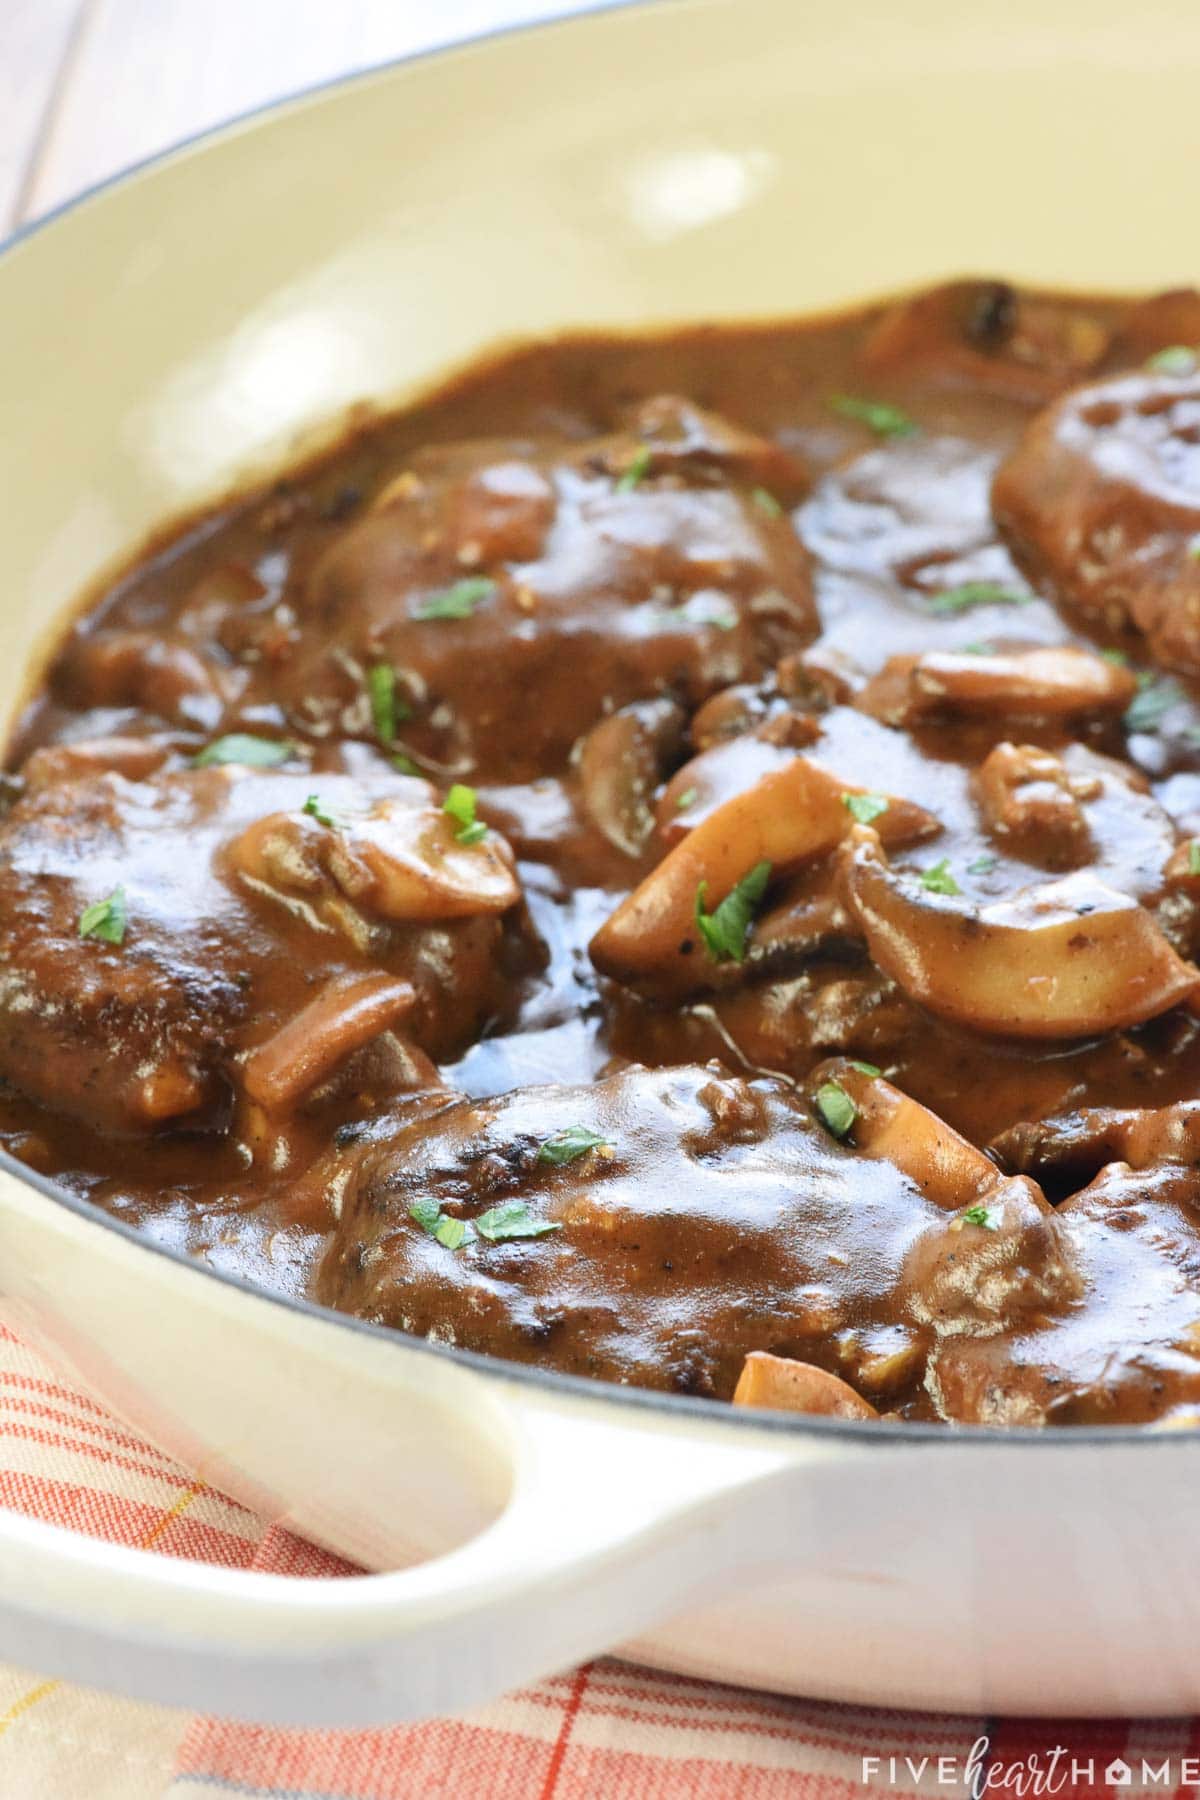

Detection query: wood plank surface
xmin=2 ymin=0 xmax=594 ymax=229
xmin=0 ymin=0 xmax=89 ymax=230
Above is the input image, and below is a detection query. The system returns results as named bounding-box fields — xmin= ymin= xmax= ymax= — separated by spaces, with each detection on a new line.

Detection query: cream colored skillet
xmin=0 ymin=0 xmax=1198 ymax=1726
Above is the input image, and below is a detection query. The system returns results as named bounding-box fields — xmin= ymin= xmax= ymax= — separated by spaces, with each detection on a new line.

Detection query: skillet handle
xmin=0 ymin=1386 xmax=815 ymax=1726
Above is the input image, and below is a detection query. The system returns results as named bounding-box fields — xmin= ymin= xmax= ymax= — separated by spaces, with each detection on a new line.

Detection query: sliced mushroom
xmin=733 ymin=1351 xmax=879 ymax=1419
xmin=242 ymin=972 xmax=416 ymax=1110
xmin=578 ymin=697 xmax=685 ymax=857
xmin=974 ymin=742 xmax=1097 ymax=869
xmin=808 ymin=1057 xmax=1004 ymax=1209
xmin=590 ymin=756 xmax=939 ymax=998
xmin=861 ymin=646 xmax=1137 ymax=727
xmin=229 ymin=788 xmax=521 ymax=937
xmin=840 ymin=825 xmax=1200 ymax=1039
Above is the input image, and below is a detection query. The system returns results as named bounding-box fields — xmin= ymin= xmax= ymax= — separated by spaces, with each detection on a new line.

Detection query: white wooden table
xmin=1 ymin=0 xmax=591 ymax=233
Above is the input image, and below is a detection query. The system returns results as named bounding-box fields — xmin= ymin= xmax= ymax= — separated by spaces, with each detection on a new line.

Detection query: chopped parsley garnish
xmin=829 ymin=394 xmax=918 ymax=440
xmin=617 ymin=444 xmax=652 ymax=491
xmin=367 ymin=663 xmax=409 ymax=743
xmin=1189 ymin=536 xmax=1200 ymax=562
xmin=751 ymin=486 xmax=783 ymax=517
xmin=961 ymin=641 xmax=994 ymax=656
xmin=1124 ymin=675 xmax=1182 ymax=734
xmin=962 ymin=1204 xmax=999 ymax=1231
xmin=967 ymin=853 xmax=998 ymax=876
xmin=928 ymin=582 xmax=1033 ymax=616
xmin=849 ymin=1060 xmax=881 ymax=1077
xmin=475 ymin=1201 xmax=563 ymax=1242
xmin=192 ymin=734 xmax=292 ymax=768
xmin=303 ymin=794 xmax=340 ymax=829
xmin=536 ymin=1125 xmax=612 ymax=1166
xmin=391 ymin=752 xmax=421 ymax=777
xmin=442 ymin=783 xmax=488 ymax=845
xmin=1100 ymin=648 xmax=1130 ymax=666
xmin=412 ymin=577 xmax=495 ymax=621
xmin=411 ymin=1196 xmax=561 ymax=1249
xmin=654 ymin=594 xmax=738 ymax=633
xmin=842 ymin=791 xmax=889 ymax=825
xmin=815 ymin=1079 xmax=856 ymax=1140
xmin=1189 ymin=840 xmax=1200 ymax=876
xmin=694 ymin=859 xmax=772 ymax=963
xmin=920 ymin=859 xmax=961 ymax=896
xmin=78 ymin=887 xmax=127 ymax=946
xmin=675 ymin=787 xmax=699 ymax=812
xmin=1146 ymin=345 xmax=1199 ymax=375
xmin=409 ymin=1199 xmax=469 ymax=1250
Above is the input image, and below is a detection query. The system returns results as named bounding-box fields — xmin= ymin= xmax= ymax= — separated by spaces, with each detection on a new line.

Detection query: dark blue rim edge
xmin=0 ymin=0 xmax=1189 ymax=1453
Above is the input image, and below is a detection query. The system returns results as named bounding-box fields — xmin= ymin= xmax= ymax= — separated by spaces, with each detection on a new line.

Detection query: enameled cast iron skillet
xmin=1 ymin=0 xmax=1198 ymax=1724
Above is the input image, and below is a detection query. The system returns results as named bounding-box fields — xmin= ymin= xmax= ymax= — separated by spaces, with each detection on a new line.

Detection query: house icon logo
xmin=1105 ymin=1760 xmax=1133 ymax=1787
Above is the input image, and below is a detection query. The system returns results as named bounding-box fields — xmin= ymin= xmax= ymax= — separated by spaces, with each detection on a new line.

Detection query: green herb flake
xmin=409 ymin=1199 xmax=471 ymax=1251
xmin=443 ymin=783 xmax=488 ymax=845
xmin=842 ymin=791 xmax=890 ymax=825
xmin=815 ymin=1079 xmax=857 ymax=1140
xmin=1189 ymin=840 xmax=1200 ymax=877
xmin=1124 ymin=676 xmax=1182 ymax=735
xmin=694 ymin=859 xmax=772 ymax=964
xmin=689 ymin=596 xmax=738 ymax=632
xmin=412 ymin=577 xmax=496 ymax=621
xmin=475 ymin=1200 xmax=563 ymax=1242
xmin=303 ymin=794 xmax=340 ymax=829
xmin=829 ymin=394 xmax=918 ymax=440
xmin=962 ymin=1204 xmax=999 ymax=1231
xmin=751 ymin=486 xmax=783 ymax=518
xmin=961 ymin=641 xmax=994 ymax=656
xmin=1100 ymin=648 xmax=1130 ymax=666
xmin=78 ymin=886 xmax=127 ymax=946
xmin=537 ymin=1125 xmax=613 ymax=1166
xmin=192 ymin=734 xmax=292 ymax=768
xmin=1146 ymin=345 xmax=1199 ymax=375
xmin=928 ymin=582 xmax=1033 ymax=617
xmin=675 ymin=786 xmax=699 ymax=812
xmin=617 ymin=444 xmax=653 ymax=492
xmin=367 ymin=663 xmax=409 ymax=743
xmin=967 ymin=853 xmax=998 ymax=876
xmin=391 ymin=752 xmax=422 ymax=777
xmin=654 ymin=595 xmax=738 ymax=633
xmin=849 ymin=1060 xmax=882 ymax=1077
xmin=920 ymin=859 xmax=962 ymax=896
xmin=1189 ymin=535 xmax=1200 ymax=562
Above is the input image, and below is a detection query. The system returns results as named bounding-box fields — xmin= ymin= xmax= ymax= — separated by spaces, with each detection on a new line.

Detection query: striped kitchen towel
xmin=0 ymin=1318 xmax=1194 ymax=1800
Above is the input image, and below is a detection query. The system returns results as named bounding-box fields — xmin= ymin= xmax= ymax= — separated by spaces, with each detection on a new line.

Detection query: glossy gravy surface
xmin=8 ymin=280 xmax=1200 ymax=1426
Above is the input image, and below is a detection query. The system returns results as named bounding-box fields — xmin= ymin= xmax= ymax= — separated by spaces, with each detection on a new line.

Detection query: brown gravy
xmin=7 ymin=279 xmax=1200 ymax=1425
